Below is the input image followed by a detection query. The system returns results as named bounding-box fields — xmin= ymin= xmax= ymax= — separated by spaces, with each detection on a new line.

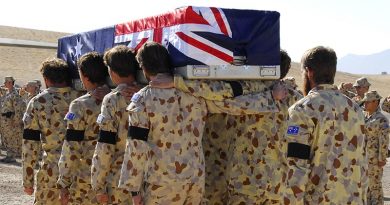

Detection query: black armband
xmin=226 ymin=81 xmax=243 ymax=97
xmin=23 ymin=129 xmax=41 ymax=141
xmin=128 ymin=126 xmax=149 ymax=141
xmin=287 ymin=142 xmax=311 ymax=160
xmin=65 ymin=129 xmax=85 ymax=141
xmin=98 ymin=130 xmax=117 ymax=144
xmin=2 ymin=112 xmax=14 ymax=118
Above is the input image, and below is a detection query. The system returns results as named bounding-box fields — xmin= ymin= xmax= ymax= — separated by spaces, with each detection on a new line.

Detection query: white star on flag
xmin=74 ymin=38 xmax=83 ymax=58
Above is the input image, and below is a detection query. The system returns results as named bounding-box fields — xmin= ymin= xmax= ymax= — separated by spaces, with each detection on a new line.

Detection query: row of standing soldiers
xmin=1 ymin=43 xmax=388 ymax=205
xmin=0 ymin=78 xmax=41 ymax=163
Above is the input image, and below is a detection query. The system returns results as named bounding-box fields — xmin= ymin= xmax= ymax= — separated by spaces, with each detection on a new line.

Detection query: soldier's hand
xmin=343 ymin=82 xmax=353 ymax=89
xmin=96 ymin=193 xmax=109 ymax=204
xmin=60 ymin=188 xmax=70 ymax=205
xmin=149 ymin=73 xmax=174 ymax=89
xmin=24 ymin=187 xmax=34 ymax=195
xmin=378 ymin=161 xmax=386 ymax=167
xmin=120 ymin=85 xmax=141 ymax=101
xmin=132 ymin=194 xmax=144 ymax=205
xmin=272 ymin=82 xmax=287 ymax=101
xmin=92 ymin=86 xmax=111 ymax=101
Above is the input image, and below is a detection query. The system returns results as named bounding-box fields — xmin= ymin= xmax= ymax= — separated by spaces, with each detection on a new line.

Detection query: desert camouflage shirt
xmin=118 ymin=83 xmax=279 ymax=192
xmin=1 ymin=88 xmax=25 ymax=122
xmin=283 ymin=84 xmax=368 ymax=205
xmin=382 ymin=98 xmax=390 ymax=113
xmin=22 ymin=87 xmax=81 ymax=188
xmin=91 ymin=84 xmax=133 ymax=194
xmin=57 ymin=91 xmax=103 ymax=189
xmin=364 ymin=108 xmax=390 ymax=164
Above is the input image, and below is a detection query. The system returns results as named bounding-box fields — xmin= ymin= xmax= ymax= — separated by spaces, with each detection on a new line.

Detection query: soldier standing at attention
xmin=382 ymin=95 xmax=390 ymax=113
xmin=91 ymin=45 xmax=140 ymax=205
xmin=283 ymin=46 xmax=368 ymax=204
xmin=57 ymin=52 xmax=110 ymax=205
xmin=0 ymin=76 xmax=26 ymax=163
xmin=22 ymin=58 xmax=81 ymax=205
xmin=363 ymin=91 xmax=390 ymax=205
xmin=352 ymin=77 xmax=371 ymax=107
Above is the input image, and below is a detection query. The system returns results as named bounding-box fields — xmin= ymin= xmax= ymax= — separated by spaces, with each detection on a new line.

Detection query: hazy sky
xmin=1 ymin=0 xmax=389 ymax=61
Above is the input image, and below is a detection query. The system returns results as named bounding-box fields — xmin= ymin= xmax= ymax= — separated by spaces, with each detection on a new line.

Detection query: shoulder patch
xmin=65 ymin=112 xmax=76 ymax=120
xmin=287 ymin=126 xmax=300 ymax=135
xmin=97 ymin=114 xmax=105 ymax=124
xmin=131 ymin=93 xmax=141 ymax=103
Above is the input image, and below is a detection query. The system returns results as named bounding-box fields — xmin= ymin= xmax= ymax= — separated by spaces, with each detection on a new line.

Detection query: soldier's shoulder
xmin=71 ymin=93 xmax=93 ymax=105
xmin=130 ymin=86 xmax=152 ymax=104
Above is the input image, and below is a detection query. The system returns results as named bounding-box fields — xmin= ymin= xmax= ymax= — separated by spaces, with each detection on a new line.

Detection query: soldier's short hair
xmin=301 ymin=46 xmax=337 ymax=84
xmin=103 ymin=45 xmax=138 ymax=78
xmin=136 ymin=42 xmax=172 ymax=76
xmin=280 ymin=49 xmax=291 ymax=79
xmin=78 ymin=52 xmax=108 ymax=84
xmin=40 ymin=58 xmax=70 ymax=84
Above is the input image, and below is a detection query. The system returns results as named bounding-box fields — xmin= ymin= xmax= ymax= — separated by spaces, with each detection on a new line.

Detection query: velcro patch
xmin=97 ymin=114 xmax=105 ymax=124
xmin=131 ymin=93 xmax=141 ymax=103
xmin=287 ymin=126 xmax=300 ymax=135
xmin=65 ymin=112 xmax=76 ymax=120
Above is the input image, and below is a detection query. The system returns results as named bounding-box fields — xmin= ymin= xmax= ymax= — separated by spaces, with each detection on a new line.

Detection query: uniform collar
xmin=46 ymin=87 xmax=72 ymax=93
xmin=309 ymin=84 xmax=338 ymax=94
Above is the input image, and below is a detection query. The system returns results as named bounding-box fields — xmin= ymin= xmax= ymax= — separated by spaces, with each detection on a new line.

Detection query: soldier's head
xmin=4 ymin=76 xmax=15 ymax=90
xmin=34 ymin=79 xmax=42 ymax=89
xmin=136 ymin=41 xmax=172 ymax=81
xmin=280 ymin=49 xmax=291 ymax=79
xmin=25 ymin=81 xmax=38 ymax=94
xmin=301 ymin=46 xmax=337 ymax=95
xmin=353 ymin=77 xmax=370 ymax=97
xmin=103 ymin=45 xmax=138 ymax=85
xmin=40 ymin=58 xmax=70 ymax=88
xmin=78 ymin=52 xmax=108 ymax=90
xmin=363 ymin=90 xmax=381 ymax=113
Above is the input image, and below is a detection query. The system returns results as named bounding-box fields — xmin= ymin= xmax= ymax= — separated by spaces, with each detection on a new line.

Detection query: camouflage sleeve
xmin=382 ymin=99 xmax=390 ymax=113
xmin=119 ymin=97 xmax=150 ymax=192
xmin=22 ymin=99 xmax=41 ymax=188
xmin=283 ymin=103 xmax=315 ymax=204
xmin=205 ymin=91 xmax=278 ymax=115
xmin=378 ymin=118 xmax=390 ymax=162
xmin=57 ymin=101 xmax=85 ymax=189
xmin=91 ymin=95 xmax=117 ymax=194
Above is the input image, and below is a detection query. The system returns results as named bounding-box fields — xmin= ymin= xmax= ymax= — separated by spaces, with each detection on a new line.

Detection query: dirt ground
xmin=0 ymin=153 xmax=390 ymax=204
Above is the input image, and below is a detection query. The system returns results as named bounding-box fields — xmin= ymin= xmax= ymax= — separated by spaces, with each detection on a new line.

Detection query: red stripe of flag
xmin=134 ymin=38 xmax=149 ymax=51
xmin=153 ymin=27 xmax=163 ymax=43
xmin=210 ymin=7 xmax=228 ymax=36
xmin=176 ymin=32 xmax=232 ymax=63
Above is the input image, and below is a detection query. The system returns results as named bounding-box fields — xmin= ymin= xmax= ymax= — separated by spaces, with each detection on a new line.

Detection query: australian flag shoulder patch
xmin=287 ymin=126 xmax=300 ymax=135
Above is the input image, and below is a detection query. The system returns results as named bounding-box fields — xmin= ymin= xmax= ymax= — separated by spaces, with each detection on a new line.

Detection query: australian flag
xmin=57 ymin=6 xmax=280 ymax=79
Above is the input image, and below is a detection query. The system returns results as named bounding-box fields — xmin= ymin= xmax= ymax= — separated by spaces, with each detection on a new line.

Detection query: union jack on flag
xmin=58 ymin=6 xmax=280 ymax=78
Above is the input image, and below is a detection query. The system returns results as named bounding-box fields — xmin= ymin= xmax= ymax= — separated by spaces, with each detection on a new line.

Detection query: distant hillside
xmin=338 ymin=49 xmax=390 ymax=75
xmin=288 ymin=62 xmax=390 ymax=98
xmin=0 ymin=26 xmax=69 ymax=85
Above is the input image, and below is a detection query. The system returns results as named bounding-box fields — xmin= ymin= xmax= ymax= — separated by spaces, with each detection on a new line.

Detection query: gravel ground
xmin=0 ymin=153 xmax=389 ymax=205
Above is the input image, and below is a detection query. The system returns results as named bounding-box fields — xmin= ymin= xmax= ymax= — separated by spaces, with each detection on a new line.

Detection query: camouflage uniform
xmin=283 ymin=84 xmax=368 ymax=205
xmin=0 ymin=88 xmax=7 ymax=149
xmin=118 ymin=83 xmax=278 ymax=205
xmin=338 ymin=83 xmax=356 ymax=99
xmin=1 ymin=88 xmax=26 ymax=158
xmin=363 ymin=92 xmax=390 ymax=205
xmin=22 ymin=87 xmax=81 ymax=205
xmin=91 ymin=84 xmax=133 ymax=205
xmin=171 ymin=77 xmax=295 ymax=205
xmin=57 ymin=90 xmax=105 ymax=205
xmin=382 ymin=97 xmax=390 ymax=113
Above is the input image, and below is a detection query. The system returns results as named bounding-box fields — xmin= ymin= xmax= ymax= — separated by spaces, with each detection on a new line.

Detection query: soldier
xmin=352 ymin=77 xmax=371 ymax=106
xmin=363 ymin=91 xmax=390 ymax=205
xmin=118 ymin=42 xmax=283 ymax=205
xmin=20 ymin=81 xmax=40 ymax=104
xmin=338 ymin=82 xmax=356 ymax=99
xmin=22 ymin=58 xmax=81 ymax=204
xmin=57 ymin=52 xmax=110 ymax=205
xmin=91 ymin=45 xmax=140 ymax=205
xmin=0 ymin=76 xmax=25 ymax=163
xmin=282 ymin=46 xmax=368 ymax=204
xmin=0 ymin=86 xmax=7 ymax=150
xmin=382 ymin=95 xmax=390 ymax=113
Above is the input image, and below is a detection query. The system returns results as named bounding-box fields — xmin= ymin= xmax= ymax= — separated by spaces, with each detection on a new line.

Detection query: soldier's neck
xmin=116 ymin=76 xmax=135 ymax=86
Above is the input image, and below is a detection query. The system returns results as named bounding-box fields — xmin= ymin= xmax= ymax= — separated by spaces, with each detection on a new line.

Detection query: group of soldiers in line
xmin=0 ymin=78 xmax=41 ymax=163
xmin=0 ymin=42 xmax=388 ymax=205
